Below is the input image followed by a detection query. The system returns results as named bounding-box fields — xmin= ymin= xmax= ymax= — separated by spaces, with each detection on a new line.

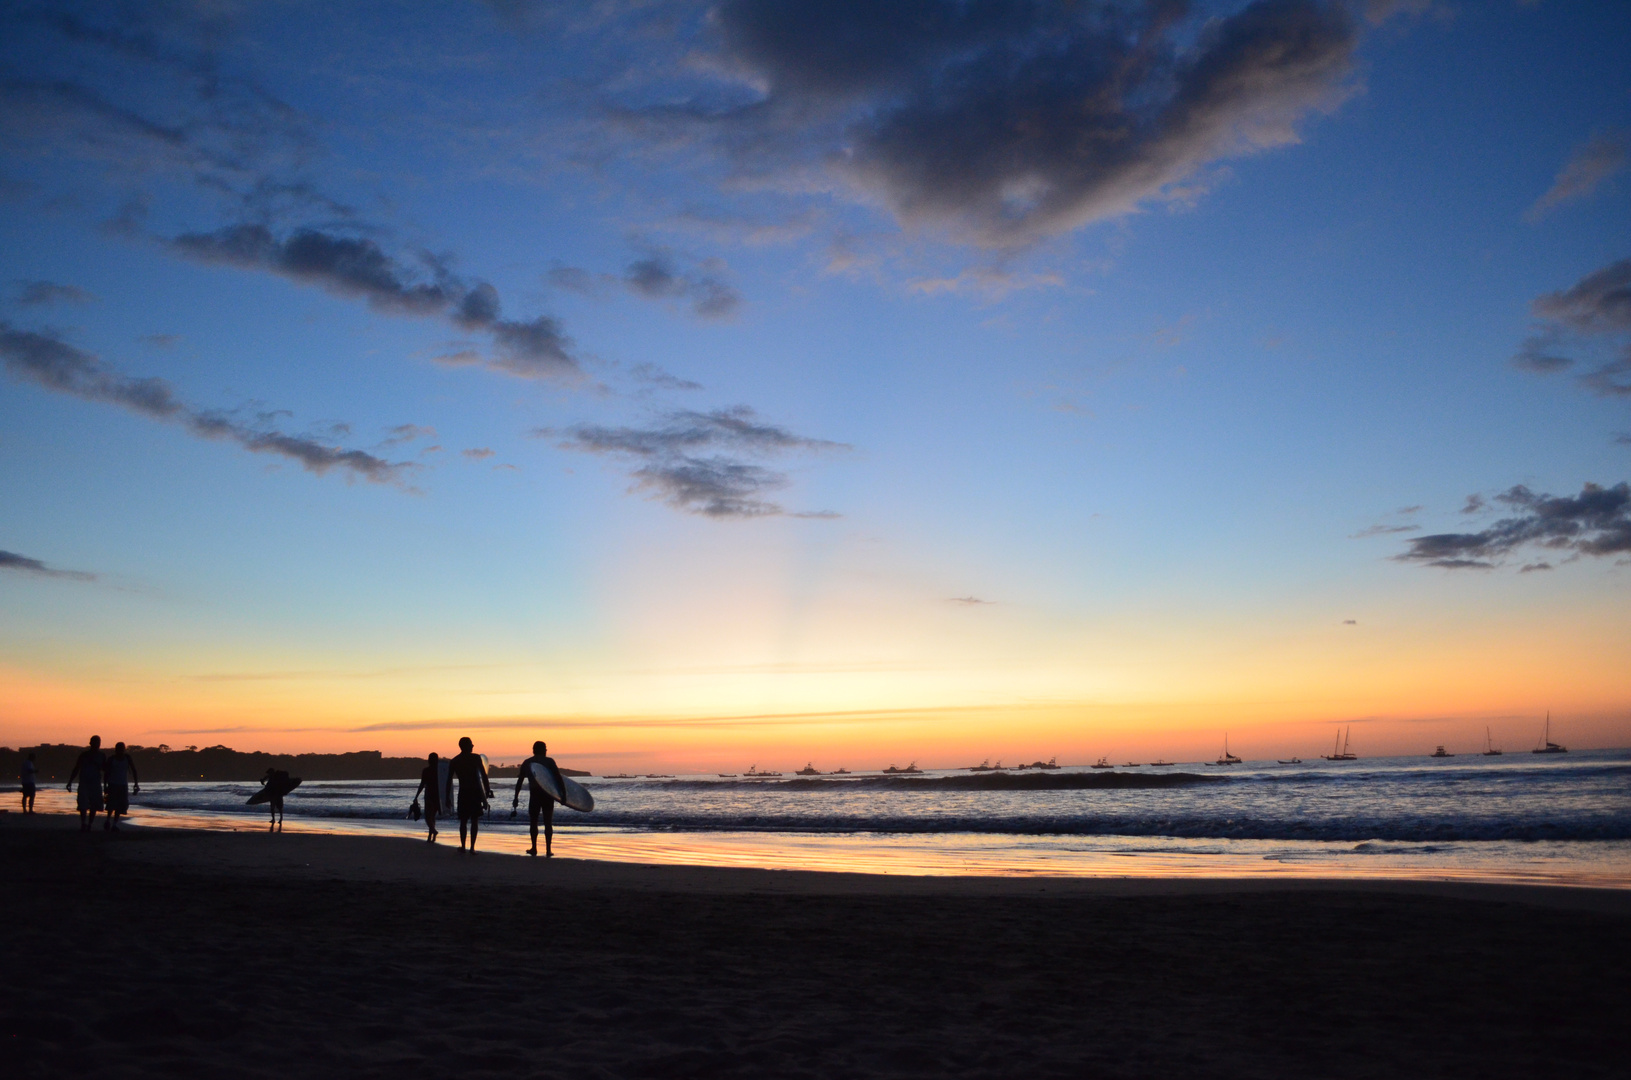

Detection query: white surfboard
xmin=437 ymin=759 xmax=454 ymax=808
xmin=528 ymin=760 xmax=594 ymax=812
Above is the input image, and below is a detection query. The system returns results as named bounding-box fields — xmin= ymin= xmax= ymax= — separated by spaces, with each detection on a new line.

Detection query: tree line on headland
xmin=0 ymin=744 xmax=588 ymax=782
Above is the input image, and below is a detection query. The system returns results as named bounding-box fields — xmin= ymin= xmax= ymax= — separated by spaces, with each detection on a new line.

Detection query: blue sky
xmin=2 ymin=0 xmax=1628 ymax=765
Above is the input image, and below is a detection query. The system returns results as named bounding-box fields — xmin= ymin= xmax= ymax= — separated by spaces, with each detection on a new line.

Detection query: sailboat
xmin=1482 ymin=727 xmax=1503 ymax=756
xmin=1215 ymin=734 xmax=1242 ymax=766
xmin=1531 ymin=712 xmax=1567 ymax=754
xmin=1322 ymin=727 xmax=1357 ymax=761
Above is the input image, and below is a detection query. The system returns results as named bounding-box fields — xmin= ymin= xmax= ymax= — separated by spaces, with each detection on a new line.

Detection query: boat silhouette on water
xmin=1213 ymin=735 xmax=1241 ymax=766
xmin=1532 ymin=713 xmax=1567 ymax=754
xmin=1323 ymin=727 xmax=1357 ymax=761
xmin=1430 ymin=746 xmax=1454 ymax=758
xmin=1482 ymin=727 xmax=1502 ymax=756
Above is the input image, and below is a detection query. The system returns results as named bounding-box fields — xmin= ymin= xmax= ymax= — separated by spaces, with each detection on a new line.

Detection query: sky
xmin=2 ymin=0 xmax=1629 ymax=770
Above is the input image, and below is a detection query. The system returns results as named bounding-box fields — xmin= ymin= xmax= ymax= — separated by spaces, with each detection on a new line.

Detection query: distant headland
xmin=0 ymin=744 xmax=589 ymax=782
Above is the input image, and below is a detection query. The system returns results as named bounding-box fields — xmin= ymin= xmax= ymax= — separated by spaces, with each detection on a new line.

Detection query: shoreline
xmin=8 ymin=810 xmax=1630 ymax=913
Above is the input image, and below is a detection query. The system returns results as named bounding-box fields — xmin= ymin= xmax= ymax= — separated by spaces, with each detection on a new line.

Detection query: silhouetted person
xmin=513 ymin=740 xmax=566 ymax=857
xmin=20 ymin=751 xmax=37 ymax=814
xmin=66 ymin=736 xmax=106 ymax=831
xmin=102 ymin=742 xmax=139 ymax=831
xmin=450 ymin=737 xmax=492 ymax=852
xmin=260 ymin=768 xmax=292 ymax=832
xmin=412 ymin=752 xmax=442 ymax=843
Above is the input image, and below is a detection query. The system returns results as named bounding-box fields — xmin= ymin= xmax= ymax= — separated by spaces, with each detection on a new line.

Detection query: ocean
xmin=53 ymin=749 xmax=1631 ymax=885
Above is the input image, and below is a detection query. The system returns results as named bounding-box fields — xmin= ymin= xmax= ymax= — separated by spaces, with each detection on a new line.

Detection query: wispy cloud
xmin=0 ymin=322 xmax=413 ymax=486
xmin=1527 ymin=130 xmax=1628 ymax=221
xmin=542 ymin=406 xmax=845 ymax=518
xmin=623 ymin=251 xmax=741 ymax=320
xmin=0 ymin=549 xmax=96 ymax=582
xmin=1396 ymin=482 xmax=1631 ymax=570
xmin=949 ymin=596 xmax=995 ymax=606
xmin=170 ymin=226 xmax=582 ymax=381
xmin=1513 ymin=258 xmax=1631 ymax=399
xmin=14 ymin=280 xmax=96 ymax=307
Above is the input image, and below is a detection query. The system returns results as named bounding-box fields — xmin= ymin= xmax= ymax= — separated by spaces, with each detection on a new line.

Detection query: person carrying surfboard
xmin=450 ymin=737 xmax=493 ymax=852
xmin=259 ymin=768 xmax=294 ymax=832
xmin=411 ymin=751 xmax=442 ymax=843
xmin=512 ymin=740 xmax=567 ymax=857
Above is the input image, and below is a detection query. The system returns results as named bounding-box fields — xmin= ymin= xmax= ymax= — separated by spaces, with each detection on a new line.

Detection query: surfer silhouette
xmin=261 ymin=768 xmax=292 ymax=832
xmin=412 ymin=752 xmax=442 ymax=842
xmin=102 ymin=742 xmax=139 ymax=831
xmin=66 ymin=736 xmax=107 ymax=831
xmin=450 ymin=737 xmax=493 ymax=852
xmin=20 ymin=751 xmax=37 ymax=814
xmin=512 ymin=740 xmax=566 ymax=857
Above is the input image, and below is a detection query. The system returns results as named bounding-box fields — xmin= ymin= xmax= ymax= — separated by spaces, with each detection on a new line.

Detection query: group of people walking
xmin=37 ymin=734 xmax=570 ymax=854
xmin=64 ymin=736 xmax=140 ymax=831
xmin=410 ymin=737 xmax=566 ymax=856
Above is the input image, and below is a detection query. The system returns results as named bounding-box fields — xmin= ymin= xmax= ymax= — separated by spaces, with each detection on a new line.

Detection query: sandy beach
xmin=3 ymin=813 xmax=1625 ymax=1078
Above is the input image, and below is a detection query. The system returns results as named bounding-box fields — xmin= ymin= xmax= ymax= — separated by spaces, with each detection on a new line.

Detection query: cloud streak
xmin=0 ymin=322 xmax=413 ymax=486
xmin=544 ymin=406 xmax=845 ymax=517
xmin=171 ymin=226 xmax=582 ymax=380
xmin=1396 ymin=482 xmax=1631 ymax=570
xmin=1528 ymin=131 xmax=1628 ymax=221
xmin=0 ymin=549 xmax=96 ymax=582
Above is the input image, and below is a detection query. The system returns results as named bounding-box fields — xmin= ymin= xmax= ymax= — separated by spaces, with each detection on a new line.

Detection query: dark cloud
xmin=1396 ymin=482 xmax=1631 ymax=570
xmin=545 ymin=264 xmax=604 ymax=296
xmin=1519 ymin=562 xmax=1552 ymax=573
xmin=1351 ymin=523 xmax=1419 ymax=538
xmin=0 ymin=549 xmax=96 ymax=582
xmin=1527 ymin=130 xmax=1628 ymax=221
xmin=545 ymin=406 xmax=845 ymax=518
xmin=0 ymin=322 xmax=412 ymax=486
xmin=623 ymin=253 xmax=741 ymax=319
xmin=1342 ymin=618 xmax=1356 ymax=624
xmin=1516 ymin=258 xmax=1631 ymax=400
xmin=171 ymin=225 xmax=582 ymax=380
xmin=640 ymin=0 xmax=1360 ymax=247
xmin=15 ymin=280 xmax=96 ymax=306
xmin=1532 ymin=259 xmax=1631 ymax=334
xmin=1461 ymin=494 xmax=1486 ymax=515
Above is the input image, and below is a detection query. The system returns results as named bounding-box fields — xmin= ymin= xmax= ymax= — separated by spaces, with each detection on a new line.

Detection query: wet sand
xmin=3 ymin=813 xmax=1626 ymax=1078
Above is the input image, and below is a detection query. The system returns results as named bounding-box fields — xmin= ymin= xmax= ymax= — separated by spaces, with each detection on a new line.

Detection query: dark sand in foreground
xmin=3 ymin=815 xmax=1625 ymax=1078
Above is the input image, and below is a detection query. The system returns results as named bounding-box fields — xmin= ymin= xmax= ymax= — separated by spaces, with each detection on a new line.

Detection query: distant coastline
xmin=0 ymin=744 xmax=590 ymax=782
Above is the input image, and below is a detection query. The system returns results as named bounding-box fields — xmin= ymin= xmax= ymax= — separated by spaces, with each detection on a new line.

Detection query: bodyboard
xmin=529 ymin=760 xmax=594 ymax=812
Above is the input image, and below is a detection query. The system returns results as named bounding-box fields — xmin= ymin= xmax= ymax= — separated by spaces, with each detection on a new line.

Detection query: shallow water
xmin=38 ymin=749 xmax=1631 ymax=885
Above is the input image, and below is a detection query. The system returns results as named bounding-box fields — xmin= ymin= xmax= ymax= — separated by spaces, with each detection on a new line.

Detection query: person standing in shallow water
xmin=102 ymin=742 xmax=140 ymax=831
xmin=20 ymin=751 xmax=37 ymax=814
xmin=260 ymin=768 xmax=292 ymax=832
xmin=513 ymin=740 xmax=567 ymax=857
xmin=411 ymin=751 xmax=442 ymax=843
xmin=450 ymin=737 xmax=492 ymax=852
xmin=66 ymin=736 xmax=107 ymax=831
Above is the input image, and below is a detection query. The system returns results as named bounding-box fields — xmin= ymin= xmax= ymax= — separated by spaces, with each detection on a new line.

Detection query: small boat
xmin=1090 ymin=757 xmax=1113 ymax=769
xmin=882 ymin=762 xmax=922 ymax=774
xmin=1215 ymin=734 xmax=1241 ymax=766
xmin=1149 ymin=759 xmax=1174 ymax=767
xmin=1277 ymin=757 xmax=1302 ymax=765
xmin=1430 ymin=746 xmax=1453 ymax=758
xmin=717 ymin=774 xmax=738 ymax=778
xmin=1482 ymin=727 xmax=1502 ymax=756
xmin=830 ymin=767 xmax=850 ymax=775
xmin=1322 ymin=727 xmax=1357 ymax=761
xmin=795 ymin=763 xmax=822 ymax=775
xmin=1123 ymin=762 xmax=1142 ymax=767
xmin=603 ymin=773 xmax=638 ymax=779
xmin=967 ymin=759 xmax=995 ymax=771
xmin=744 ymin=765 xmax=782 ymax=777
xmin=1532 ymin=712 xmax=1567 ymax=754
xmin=643 ymin=774 xmax=674 ymax=779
